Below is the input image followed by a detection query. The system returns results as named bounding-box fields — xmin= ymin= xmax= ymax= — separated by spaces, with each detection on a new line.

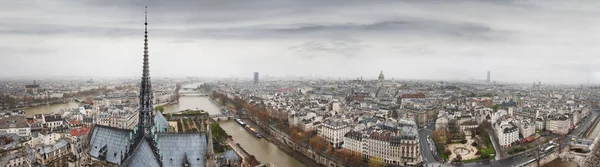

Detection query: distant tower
xmin=378 ymin=71 xmax=385 ymax=81
xmin=487 ymin=71 xmax=491 ymax=82
xmin=253 ymin=72 xmax=259 ymax=84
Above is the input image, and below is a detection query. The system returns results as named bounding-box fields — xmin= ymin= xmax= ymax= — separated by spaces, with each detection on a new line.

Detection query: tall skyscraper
xmin=487 ymin=70 xmax=491 ymax=82
xmin=254 ymin=72 xmax=259 ymax=84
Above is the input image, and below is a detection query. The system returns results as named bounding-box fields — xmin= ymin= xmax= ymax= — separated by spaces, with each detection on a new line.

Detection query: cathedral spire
xmin=143 ymin=6 xmax=149 ymax=78
xmin=138 ymin=6 xmax=155 ymax=138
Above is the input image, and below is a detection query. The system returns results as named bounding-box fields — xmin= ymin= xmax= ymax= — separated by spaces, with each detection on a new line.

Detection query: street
xmin=418 ymin=123 xmax=437 ymax=163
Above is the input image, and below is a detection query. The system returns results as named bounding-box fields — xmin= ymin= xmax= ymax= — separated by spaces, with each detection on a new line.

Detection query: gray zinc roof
xmin=154 ymin=112 xmax=169 ymax=132
xmin=159 ymin=133 xmax=207 ymax=167
xmin=124 ymin=139 xmax=161 ymax=167
xmin=88 ymin=125 xmax=131 ymax=164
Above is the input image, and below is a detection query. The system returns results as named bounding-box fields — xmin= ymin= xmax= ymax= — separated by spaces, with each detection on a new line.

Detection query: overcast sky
xmin=1 ymin=0 xmax=600 ymax=84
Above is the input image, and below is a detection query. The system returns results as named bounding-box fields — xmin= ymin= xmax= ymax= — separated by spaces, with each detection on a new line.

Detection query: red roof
xmin=475 ymin=100 xmax=494 ymax=107
xmin=69 ymin=126 xmax=90 ymax=137
xmin=69 ymin=120 xmax=81 ymax=125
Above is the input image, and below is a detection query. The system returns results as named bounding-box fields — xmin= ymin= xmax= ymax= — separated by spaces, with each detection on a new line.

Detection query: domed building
xmin=378 ymin=71 xmax=385 ymax=81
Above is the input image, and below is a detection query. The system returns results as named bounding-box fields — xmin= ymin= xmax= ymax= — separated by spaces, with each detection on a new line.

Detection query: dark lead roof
xmin=154 ymin=113 xmax=169 ymax=132
xmin=159 ymin=133 xmax=207 ymax=167
xmin=122 ymin=139 xmax=161 ymax=167
xmin=88 ymin=125 xmax=131 ymax=164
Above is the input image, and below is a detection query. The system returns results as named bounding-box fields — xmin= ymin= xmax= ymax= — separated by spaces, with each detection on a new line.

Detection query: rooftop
xmin=0 ymin=115 xmax=29 ymax=129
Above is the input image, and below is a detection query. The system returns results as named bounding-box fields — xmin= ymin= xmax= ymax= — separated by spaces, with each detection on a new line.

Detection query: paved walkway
xmin=228 ymin=140 xmax=249 ymax=159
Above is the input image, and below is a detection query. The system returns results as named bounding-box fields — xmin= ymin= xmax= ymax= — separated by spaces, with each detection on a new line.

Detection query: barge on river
xmin=235 ymin=118 xmax=261 ymax=138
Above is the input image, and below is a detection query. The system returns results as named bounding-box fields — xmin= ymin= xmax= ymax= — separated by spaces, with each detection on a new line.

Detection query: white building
xmin=435 ymin=111 xmax=449 ymax=130
xmin=519 ymin=119 xmax=535 ymax=138
xmin=42 ymin=114 xmax=64 ymax=129
xmin=546 ymin=114 xmax=570 ymax=135
xmin=318 ymin=119 xmax=351 ymax=148
xmin=0 ymin=115 xmax=31 ymax=137
xmin=535 ymin=117 xmax=545 ymax=130
xmin=6 ymin=155 xmax=32 ymax=167
xmin=343 ymin=131 xmax=364 ymax=154
xmin=491 ymin=109 xmax=507 ymax=125
xmin=331 ymin=102 xmax=342 ymax=115
xmin=495 ymin=120 xmax=519 ymax=147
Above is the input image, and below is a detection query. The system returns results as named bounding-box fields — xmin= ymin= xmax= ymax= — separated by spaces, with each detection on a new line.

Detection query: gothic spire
xmin=143 ymin=6 xmax=149 ymax=78
xmin=138 ymin=5 xmax=155 ymax=137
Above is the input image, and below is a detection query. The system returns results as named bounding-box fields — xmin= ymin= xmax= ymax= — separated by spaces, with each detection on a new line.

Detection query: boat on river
xmin=235 ymin=118 xmax=246 ymax=126
xmin=244 ymin=125 xmax=262 ymax=138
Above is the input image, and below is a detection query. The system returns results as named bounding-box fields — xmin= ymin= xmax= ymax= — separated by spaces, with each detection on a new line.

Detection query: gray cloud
xmin=0 ymin=0 xmax=599 ymax=84
xmin=288 ymin=39 xmax=369 ymax=58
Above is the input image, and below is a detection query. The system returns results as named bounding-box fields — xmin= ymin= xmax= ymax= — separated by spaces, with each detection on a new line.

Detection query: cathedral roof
xmin=88 ymin=125 xmax=131 ymax=164
xmin=122 ymin=139 xmax=161 ymax=167
xmin=159 ymin=133 xmax=208 ymax=167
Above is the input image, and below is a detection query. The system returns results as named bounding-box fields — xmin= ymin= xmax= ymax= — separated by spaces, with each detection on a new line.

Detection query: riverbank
xmin=155 ymin=101 xmax=178 ymax=108
xmin=241 ymin=118 xmax=321 ymax=167
xmin=585 ymin=113 xmax=600 ymax=139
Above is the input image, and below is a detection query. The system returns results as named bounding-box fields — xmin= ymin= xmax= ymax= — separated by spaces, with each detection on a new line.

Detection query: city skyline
xmin=2 ymin=0 xmax=600 ymax=84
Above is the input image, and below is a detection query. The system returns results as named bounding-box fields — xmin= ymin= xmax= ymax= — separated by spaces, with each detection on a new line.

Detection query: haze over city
xmin=2 ymin=0 xmax=600 ymax=84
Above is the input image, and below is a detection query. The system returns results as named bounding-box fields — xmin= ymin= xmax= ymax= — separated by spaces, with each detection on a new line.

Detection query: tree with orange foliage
xmin=324 ymin=142 xmax=333 ymax=154
xmin=349 ymin=151 xmax=363 ymax=167
xmin=309 ymin=136 xmax=320 ymax=150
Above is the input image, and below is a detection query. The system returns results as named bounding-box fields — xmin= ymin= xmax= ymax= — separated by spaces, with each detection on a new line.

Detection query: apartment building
xmin=318 ymin=119 xmax=351 ymax=148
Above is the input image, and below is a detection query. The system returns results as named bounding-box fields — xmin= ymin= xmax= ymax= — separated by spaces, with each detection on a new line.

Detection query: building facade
xmin=95 ymin=108 xmax=138 ymax=129
xmin=6 ymin=156 xmax=32 ymax=167
xmin=318 ymin=119 xmax=351 ymax=148
xmin=546 ymin=114 xmax=570 ymax=135
xmin=519 ymin=120 xmax=535 ymax=138
xmin=495 ymin=121 xmax=519 ymax=147
xmin=34 ymin=139 xmax=72 ymax=166
xmin=0 ymin=116 xmax=30 ymax=137
xmin=342 ymin=120 xmax=421 ymax=166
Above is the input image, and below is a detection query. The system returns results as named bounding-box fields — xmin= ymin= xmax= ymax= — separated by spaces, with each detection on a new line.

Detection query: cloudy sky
xmin=1 ymin=0 xmax=600 ymax=84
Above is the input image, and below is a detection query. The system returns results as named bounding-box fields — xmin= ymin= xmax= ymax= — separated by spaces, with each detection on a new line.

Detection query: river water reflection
xmin=164 ymin=96 xmax=305 ymax=167
xmin=163 ymin=96 xmax=221 ymax=115
xmin=24 ymin=101 xmax=81 ymax=118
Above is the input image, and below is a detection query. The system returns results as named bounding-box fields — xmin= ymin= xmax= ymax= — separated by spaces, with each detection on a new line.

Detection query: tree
xmin=350 ymin=152 xmax=363 ymax=167
xmin=455 ymin=154 xmax=462 ymax=162
xmin=445 ymin=149 xmax=452 ymax=156
xmin=492 ymin=104 xmax=499 ymax=112
xmin=309 ymin=136 xmax=322 ymax=150
xmin=154 ymin=106 xmax=165 ymax=113
xmin=368 ymin=156 xmax=385 ymax=167
xmin=166 ymin=113 xmax=172 ymax=120
xmin=432 ymin=129 xmax=447 ymax=144
xmin=324 ymin=142 xmax=333 ymax=154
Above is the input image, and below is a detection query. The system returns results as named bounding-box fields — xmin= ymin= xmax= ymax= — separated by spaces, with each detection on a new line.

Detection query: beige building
xmin=96 ymin=108 xmax=138 ymax=129
xmin=34 ymin=139 xmax=72 ymax=166
xmin=343 ymin=119 xmax=421 ymax=166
